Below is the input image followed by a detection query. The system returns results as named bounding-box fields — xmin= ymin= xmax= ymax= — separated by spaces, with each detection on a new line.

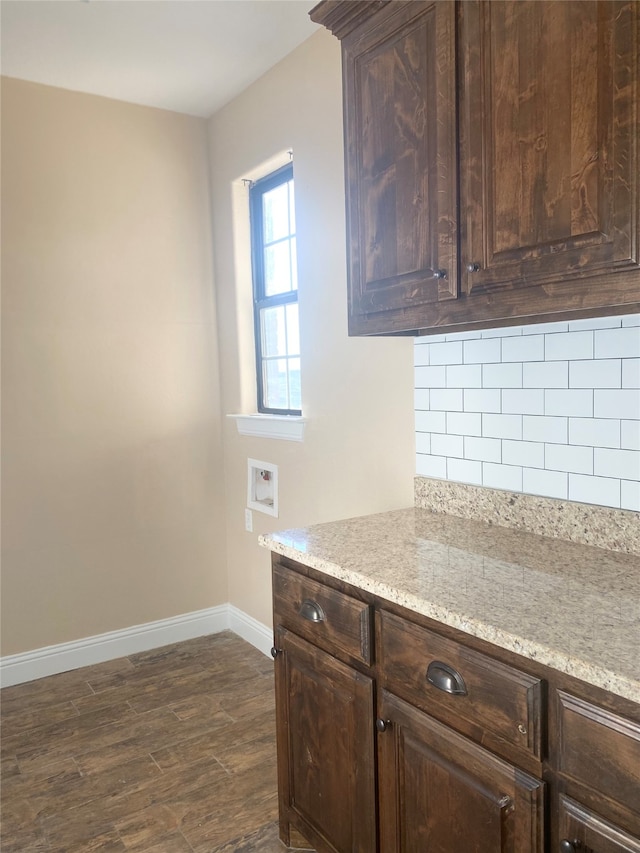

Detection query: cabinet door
xmin=273 ymin=627 xmax=376 ymax=853
xmin=559 ymin=795 xmax=640 ymax=853
xmin=342 ymin=0 xmax=458 ymax=335
xmin=378 ymin=689 xmax=545 ymax=853
xmin=458 ymin=1 xmax=640 ymax=316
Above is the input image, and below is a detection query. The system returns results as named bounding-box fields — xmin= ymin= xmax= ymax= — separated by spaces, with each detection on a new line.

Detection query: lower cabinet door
xmin=558 ymin=795 xmax=640 ymax=853
xmin=377 ymin=689 xmax=545 ymax=852
xmin=273 ymin=627 xmax=376 ymax=853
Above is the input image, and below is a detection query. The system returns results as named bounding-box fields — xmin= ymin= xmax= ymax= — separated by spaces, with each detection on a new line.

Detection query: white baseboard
xmin=0 ymin=604 xmax=273 ymax=688
xmin=228 ymin=604 xmax=273 ymax=658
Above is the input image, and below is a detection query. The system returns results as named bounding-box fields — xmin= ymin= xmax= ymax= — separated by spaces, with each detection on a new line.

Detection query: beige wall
xmin=208 ymin=30 xmax=415 ymax=628
xmin=1 ymin=78 xmax=227 ymax=655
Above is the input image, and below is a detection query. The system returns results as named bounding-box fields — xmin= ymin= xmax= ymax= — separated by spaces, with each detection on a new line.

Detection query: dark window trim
xmin=250 ymin=163 xmax=301 ymax=416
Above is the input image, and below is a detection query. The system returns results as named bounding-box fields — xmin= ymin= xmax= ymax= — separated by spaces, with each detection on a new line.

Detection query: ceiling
xmin=0 ymin=0 xmax=319 ymax=118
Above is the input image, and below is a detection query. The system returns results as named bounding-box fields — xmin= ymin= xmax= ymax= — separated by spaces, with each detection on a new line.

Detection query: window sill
xmin=228 ymin=413 xmax=306 ymax=442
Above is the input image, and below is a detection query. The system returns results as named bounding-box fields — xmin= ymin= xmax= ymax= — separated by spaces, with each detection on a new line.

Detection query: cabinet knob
xmin=270 ymin=646 xmax=280 ymax=659
xmin=299 ymin=599 xmax=325 ymax=623
xmin=560 ymin=840 xmax=580 ymax=853
xmin=433 ymin=269 xmax=447 ymax=280
xmin=466 ymin=262 xmax=481 ymax=272
xmin=375 ymin=718 xmax=390 ymax=733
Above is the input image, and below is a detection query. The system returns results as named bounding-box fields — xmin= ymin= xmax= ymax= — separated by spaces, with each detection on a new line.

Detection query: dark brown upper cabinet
xmin=310 ymin=0 xmax=640 ymax=336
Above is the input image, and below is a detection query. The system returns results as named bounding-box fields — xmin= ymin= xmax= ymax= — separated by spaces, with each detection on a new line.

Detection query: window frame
xmin=249 ymin=162 xmax=301 ymax=416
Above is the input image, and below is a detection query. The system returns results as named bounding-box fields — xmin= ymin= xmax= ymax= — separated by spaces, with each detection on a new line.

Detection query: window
xmin=250 ymin=163 xmax=301 ymax=415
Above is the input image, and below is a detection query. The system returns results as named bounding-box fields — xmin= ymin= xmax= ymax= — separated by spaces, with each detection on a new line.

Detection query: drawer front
xmin=273 ymin=562 xmax=372 ymax=665
xmin=378 ymin=609 xmax=543 ymax=760
xmin=556 ymin=690 xmax=640 ymax=814
xmin=558 ymin=795 xmax=640 ymax=853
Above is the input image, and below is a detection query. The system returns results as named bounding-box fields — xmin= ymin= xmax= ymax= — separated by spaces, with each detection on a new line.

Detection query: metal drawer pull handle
xmin=426 ymin=661 xmax=467 ymax=696
xmin=299 ymin=599 xmax=325 ymax=623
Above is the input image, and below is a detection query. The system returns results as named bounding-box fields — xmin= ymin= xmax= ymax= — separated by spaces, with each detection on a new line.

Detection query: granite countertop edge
xmin=259 ymin=505 xmax=640 ymax=705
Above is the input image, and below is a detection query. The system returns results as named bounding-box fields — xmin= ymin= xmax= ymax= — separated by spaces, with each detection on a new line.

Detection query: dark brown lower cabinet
xmin=377 ymin=688 xmax=545 ymax=852
xmin=558 ymin=796 xmax=640 ymax=853
xmin=271 ymin=555 xmax=640 ymax=853
xmin=272 ymin=626 xmax=376 ymax=853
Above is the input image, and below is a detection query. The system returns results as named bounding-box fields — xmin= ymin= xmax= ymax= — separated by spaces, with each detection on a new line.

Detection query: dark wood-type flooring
xmin=0 ymin=631 xmax=309 ymax=852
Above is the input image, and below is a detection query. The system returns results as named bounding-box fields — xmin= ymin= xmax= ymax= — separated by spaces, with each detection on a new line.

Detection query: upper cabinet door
xmin=459 ymin=0 xmax=640 ymax=302
xmin=341 ymin=1 xmax=458 ymax=335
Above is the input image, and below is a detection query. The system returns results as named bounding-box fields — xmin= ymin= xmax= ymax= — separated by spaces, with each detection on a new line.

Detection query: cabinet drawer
xmin=378 ymin=609 xmax=543 ymax=761
xmin=556 ymin=690 xmax=640 ymax=814
xmin=273 ymin=562 xmax=372 ymax=665
xmin=558 ymin=795 xmax=640 ymax=853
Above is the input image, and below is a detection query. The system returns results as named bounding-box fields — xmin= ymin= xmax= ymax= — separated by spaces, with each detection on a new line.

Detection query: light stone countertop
xmin=259 ymin=507 xmax=640 ymax=704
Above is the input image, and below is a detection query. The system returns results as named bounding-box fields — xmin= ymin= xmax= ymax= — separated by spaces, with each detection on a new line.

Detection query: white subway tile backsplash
xmin=523 ymin=361 xmax=568 ymax=388
xmin=464 ymin=389 xmax=501 ymax=413
xmin=569 ymin=473 xmax=620 ymax=508
xmin=483 ymin=363 xmax=523 ymax=388
xmin=447 ymin=458 xmax=483 ymax=485
xmin=503 ymin=389 xmax=545 ymax=415
xmin=416 ymin=454 xmax=448 ymax=479
xmin=621 ymin=480 xmax=640 ymax=512
xmin=546 ymin=443 xmax=593 ymax=475
xmin=523 ymin=321 xmax=569 ymax=335
xmin=502 ymin=439 xmax=545 ymax=469
xmin=415 ymin=432 xmax=431 ymax=455
xmin=570 ymin=359 xmax=621 ymax=389
xmin=622 ymin=359 xmax=640 ymax=389
xmin=415 ymin=365 xmax=446 ymax=388
xmin=502 ymin=334 xmax=545 ymax=362
xmin=414 ymin=389 xmax=430 ymax=410
xmin=463 ymin=338 xmax=501 ymax=364
xmin=621 ymin=419 xmax=640 ymax=450
xmin=569 ymin=418 xmax=620 ymax=449
xmin=483 ymin=413 xmax=523 ymax=440
xmin=594 ymin=389 xmax=640 ymax=420
xmin=414 ymin=344 xmax=430 ymax=366
xmin=483 ymin=462 xmax=523 ymax=492
xmin=446 ymin=364 xmax=482 ymax=388
xmin=429 ymin=340 xmax=463 ymax=365
xmin=622 ymin=314 xmax=640 ymax=327
xmin=522 ymin=468 xmax=568 ymax=500
xmin=443 ymin=330 xmax=483 ymax=341
xmin=447 ymin=411 xmax=483 ymax=436
xmin=414 ymin=314 xmax=640 ymax=511
xmin=522 ymin=415 xmax=568 ymax=444
xmin=431 ymin=389 xmax=464 ymax=412
xmin=595 ymin=326 xmax=640 ymax=359
xmin=464 ymin=436 xmax=502 ymax=463
xmin=545 ymin=330 xmax=594 ymax=361
xmin=594 ymin=448 xmax=640 ymax=481
xmin=481 ymin=326 xmax=523 ymax=338
xmin=568 ymin=316 xmax=622 ymax=331
xmin=432 ymin=433 xmax=464 ymax=459
xmin=415 ymin=410 xmax=446 ymax=433
xmin=545 ymin=389 xmax=593 ymax=417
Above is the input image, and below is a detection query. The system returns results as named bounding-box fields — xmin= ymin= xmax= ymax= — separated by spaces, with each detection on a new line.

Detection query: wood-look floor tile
xmin=150 ymin=712 xmax=270 ymax=773
xmin=0 ymin=701 xmax=80 ymax=741
xmin=209 ymin=820 xmax=283 ymax=852
xmin=0 ymin=632 xmax=291 ymax=853
xmin=215 ymin=729 xmax=277 ymax=775
xmin=224 ymin=686 xmax=276 ymax=723
xmin=123 ymin=830 xmax=194 ymax=852
xmin=168 ymin=691 xmax=225 ymax=721
xmin=112 ymin=802 xmax=178 ymax=848
xmin=11 ymin=703 xmax=139 ymax=774
xmin=178 ymin=762 xmax=279 ymax=852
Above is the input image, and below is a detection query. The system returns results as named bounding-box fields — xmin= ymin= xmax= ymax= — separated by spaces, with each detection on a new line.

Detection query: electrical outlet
xmin=244 ymin=508 xmax=253 ymax=532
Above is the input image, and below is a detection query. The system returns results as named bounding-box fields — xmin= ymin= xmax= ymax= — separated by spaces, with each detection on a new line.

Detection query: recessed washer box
xmin=247 ymin=458 xmax=278 ymax=517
